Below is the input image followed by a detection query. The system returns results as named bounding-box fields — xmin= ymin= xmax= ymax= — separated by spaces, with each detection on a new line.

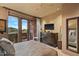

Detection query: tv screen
xmin=44 ymin=24 xmax=54 ymax=30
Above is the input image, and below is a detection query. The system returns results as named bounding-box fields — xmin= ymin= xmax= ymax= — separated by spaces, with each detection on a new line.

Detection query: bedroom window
xmin=8 ymin=16 xmax=28 ymax=42
xmin=21 ymin=19 xmax=28 ymax=41
xmin=22 ymin=19 xmax=27 ymax=33
xmin=8 ymin=16 xmax=19 ymax=43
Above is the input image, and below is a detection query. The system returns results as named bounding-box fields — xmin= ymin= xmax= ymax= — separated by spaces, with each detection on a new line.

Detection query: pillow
xmin=1 ymin=38 xmax=13 ymax=45
xmin=0 ymin=38 xmax=15 ymax=56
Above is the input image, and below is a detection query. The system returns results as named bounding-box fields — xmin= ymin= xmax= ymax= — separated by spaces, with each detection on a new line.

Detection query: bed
xmin=0 ymin=38 xmax=58 ymax=56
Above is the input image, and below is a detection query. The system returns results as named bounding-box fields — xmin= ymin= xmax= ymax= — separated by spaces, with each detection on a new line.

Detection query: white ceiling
xmin=0 ymin=3 xmax=62 ymax=17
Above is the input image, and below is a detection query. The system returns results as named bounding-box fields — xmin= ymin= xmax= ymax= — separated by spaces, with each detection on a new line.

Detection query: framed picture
xmin=0 ymin=19 xmax=6 ymax=33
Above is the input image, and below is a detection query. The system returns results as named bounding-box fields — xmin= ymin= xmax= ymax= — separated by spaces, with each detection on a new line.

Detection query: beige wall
xmin=41 ymin=10 xmax=63 ymax=41
xmin=62 ymin=4 xmax=79 ymax=56
xmin=42 ymin=4 xmax=79 ymax=56
xmin=41 ymin=10 xmax=62 ymax=33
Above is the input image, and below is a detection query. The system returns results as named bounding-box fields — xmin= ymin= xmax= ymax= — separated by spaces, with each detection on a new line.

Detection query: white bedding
xmin=14 ymin=40 xmax=58 ymax=56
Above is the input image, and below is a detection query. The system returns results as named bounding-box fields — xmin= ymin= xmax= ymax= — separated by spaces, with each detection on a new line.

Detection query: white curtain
xmin=36 ymin=18 xmax=41 ymax=41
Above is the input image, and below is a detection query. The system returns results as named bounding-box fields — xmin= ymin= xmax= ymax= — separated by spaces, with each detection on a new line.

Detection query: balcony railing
xmin=8 ymin=32 xmax=27 ymax=43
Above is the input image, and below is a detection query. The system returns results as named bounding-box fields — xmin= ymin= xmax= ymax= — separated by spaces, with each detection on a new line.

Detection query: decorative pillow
xmin=1 ymin=38 xmax=13 ymax=45
xmin=0 ymin=46 xmax=5 ymax=56
xmin=0 ymin=38 xmax=15 ymax=56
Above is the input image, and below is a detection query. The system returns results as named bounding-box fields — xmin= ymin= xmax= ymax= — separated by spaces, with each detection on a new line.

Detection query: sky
xmin=8 ymin=16 xmax=27 ymax=29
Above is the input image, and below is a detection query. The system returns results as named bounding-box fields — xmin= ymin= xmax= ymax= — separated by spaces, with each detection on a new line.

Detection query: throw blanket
xmin=14 ymin=40 xmax=58 ymax=56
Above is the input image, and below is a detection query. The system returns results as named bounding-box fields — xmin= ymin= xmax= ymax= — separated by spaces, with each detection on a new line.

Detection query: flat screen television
xmin=44 ymin=24 xmax=54 ymax=30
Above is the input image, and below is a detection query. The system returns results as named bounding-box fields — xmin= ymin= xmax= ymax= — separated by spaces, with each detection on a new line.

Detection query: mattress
xmin=14 ymin=40 xmax=58 ymax=56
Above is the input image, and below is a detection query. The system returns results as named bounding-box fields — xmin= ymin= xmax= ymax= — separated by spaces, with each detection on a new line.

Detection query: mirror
xmin=66 ymin=17 xmax=79 ymax=53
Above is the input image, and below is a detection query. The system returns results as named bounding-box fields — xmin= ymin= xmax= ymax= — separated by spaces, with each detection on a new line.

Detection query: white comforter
xmin=14 ymin=40 xmax=58 ymax=56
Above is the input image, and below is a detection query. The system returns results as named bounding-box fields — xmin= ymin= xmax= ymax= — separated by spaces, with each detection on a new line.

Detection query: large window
xmin=21 ymin=19 xmax=28 ymax=41
xmin=22 ymin=19 xmax=28 ymax=33
xmin=8 ymin=16 xmax=19 ymax=43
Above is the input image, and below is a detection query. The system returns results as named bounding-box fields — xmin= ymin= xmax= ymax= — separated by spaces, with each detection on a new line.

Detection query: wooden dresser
xmin=40 ymin=32 xmax=58 ymax=47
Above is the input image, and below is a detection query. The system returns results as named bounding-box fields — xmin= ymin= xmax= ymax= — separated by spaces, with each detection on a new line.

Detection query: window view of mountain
xmin=22 ymin=19 xmax=27 ymax=33
xmin=8 ymin=16 xmax=27 ymax=33
xmin=8 ymin=16 xmax=18 ymax=33
xmin=8 ymin=27 xmax=18 ymax=33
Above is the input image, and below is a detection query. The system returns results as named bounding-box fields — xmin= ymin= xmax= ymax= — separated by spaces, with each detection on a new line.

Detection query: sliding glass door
xmin=21 ymin=19 xmax=28 ymax=41
xmin=8 ymin=16 xmax=28 ymax=43
xmin=8 ymin=16 xmax=19 ymax=43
